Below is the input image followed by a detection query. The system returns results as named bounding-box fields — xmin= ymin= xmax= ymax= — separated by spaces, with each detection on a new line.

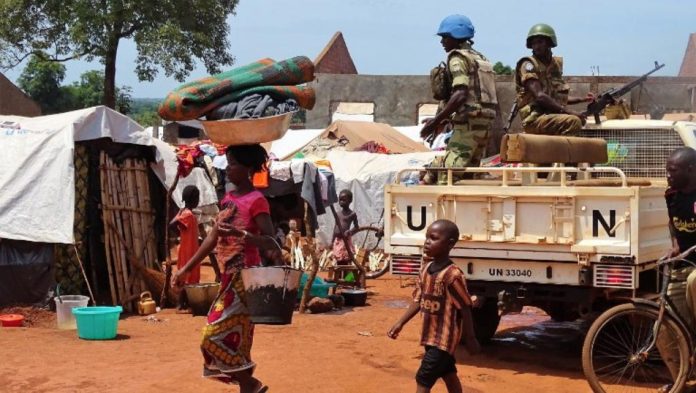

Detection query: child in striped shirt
xmin=388 ymin=219 xmax=479 ymax=393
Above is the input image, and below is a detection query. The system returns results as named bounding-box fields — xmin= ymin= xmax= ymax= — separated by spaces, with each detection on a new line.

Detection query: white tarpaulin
xmin=0 ymin=116 xmax=75 ymax=243
xmin=268 ymin=128 xmax=324 ymax=160
xmin=0 ymin=106 xmax=216 ymax=244
xmin=315 ymin=150 xmax=442 ymax=246
xmin=0 ymin=106 xmax=149 ymax=243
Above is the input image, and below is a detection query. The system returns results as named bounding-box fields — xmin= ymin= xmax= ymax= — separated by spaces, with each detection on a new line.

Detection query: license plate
xmin=459 ymin=259 xmax=581 ymax=285
xmin=487 ymin=267 xmax=535 ymax=278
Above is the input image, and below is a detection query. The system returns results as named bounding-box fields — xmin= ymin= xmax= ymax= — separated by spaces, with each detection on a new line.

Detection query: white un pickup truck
xmin=384 ymin=120 xmax=696 ymax=342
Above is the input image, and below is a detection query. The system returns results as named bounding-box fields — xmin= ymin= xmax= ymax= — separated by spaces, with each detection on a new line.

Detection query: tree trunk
xmin=103 ymin=38 xmax=119 ymax=109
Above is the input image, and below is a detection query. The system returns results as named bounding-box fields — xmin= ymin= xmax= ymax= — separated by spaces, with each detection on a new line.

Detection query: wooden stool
xmin=325 ymin=265 xmax=361 ymax=293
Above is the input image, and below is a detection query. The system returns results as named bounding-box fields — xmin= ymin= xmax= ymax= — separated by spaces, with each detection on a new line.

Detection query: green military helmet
xmin=526 ymin=23 xmax=557 ymax=48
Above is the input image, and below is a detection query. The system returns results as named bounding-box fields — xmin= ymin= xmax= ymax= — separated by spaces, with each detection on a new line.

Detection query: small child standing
xmin=332 ymin=189 xmax=359 ymax=265
xmin=172 ymin=186 xmax=201 ymax=310
xmin=388 ymin=219 xmax=479 ymax=393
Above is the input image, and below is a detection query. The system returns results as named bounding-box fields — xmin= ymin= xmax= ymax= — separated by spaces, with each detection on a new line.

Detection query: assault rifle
xmin=503 ymin=102 xmax=518 ymax=133
xmin=583 ymin=61 xmax=664 ymax=125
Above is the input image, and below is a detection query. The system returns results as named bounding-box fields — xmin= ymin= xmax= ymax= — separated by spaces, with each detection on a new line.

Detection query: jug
xmin=138 ymin=291 xmax=157 ymax=315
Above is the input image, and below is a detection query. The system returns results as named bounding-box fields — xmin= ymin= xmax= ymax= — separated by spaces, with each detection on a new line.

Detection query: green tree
xmin=493 ymin=61 xmax=513 ymax=75
xmin=116 ymin=86 xmax=133 ymax=115
xmin=132 ymin=110 xmax=160 ymax=127
xmin=73 ymin=70 xmax=106 ymax=108
xmin=63 ymin=70 xmax=133 ymax=113
xmin=0 ymin=0 xmax=239 ymax=109
xmin=17 ymin=53 xmax=67 ymax=114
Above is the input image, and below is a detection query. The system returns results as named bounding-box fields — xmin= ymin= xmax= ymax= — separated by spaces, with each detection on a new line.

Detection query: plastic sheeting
xmin=0 ymin=106 xmax=217 ymax=244
xmin=315 ymin=150 xmax=442 ymax=247
xmin=0 ymin=106 xmax=148 ymax=243
xmin=0 ymin=239 xmax=54 ymax=306
xmin=268 ymin=129 xmax=324 ymax=160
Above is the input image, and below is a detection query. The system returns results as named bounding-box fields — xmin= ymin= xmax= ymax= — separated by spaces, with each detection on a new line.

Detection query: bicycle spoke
xmin=588 ymin=308 xmax=683 ymax=393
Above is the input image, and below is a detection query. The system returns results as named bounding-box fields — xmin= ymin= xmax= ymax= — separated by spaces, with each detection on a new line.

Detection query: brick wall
xmin=314 ymin=32 xmax=357 ymax=75
xmin=0 ymin=73 xmax=41 ymax=117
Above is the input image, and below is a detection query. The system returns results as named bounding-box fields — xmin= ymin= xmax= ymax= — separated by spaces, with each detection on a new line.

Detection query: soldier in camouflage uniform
xmin=421 ymin=14 xmax=498 ymax=185
xmin=515 ymin=23 xmax=593 ymax=135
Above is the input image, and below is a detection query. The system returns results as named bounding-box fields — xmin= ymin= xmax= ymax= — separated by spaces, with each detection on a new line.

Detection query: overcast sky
xmin=4 ymin=0 xmax=695 ymax=98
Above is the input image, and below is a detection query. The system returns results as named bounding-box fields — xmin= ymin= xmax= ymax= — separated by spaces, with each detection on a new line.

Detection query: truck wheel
xmin=547 ymin=304 xmax=579 ymax=322
xmin=468 ymin=299 xmax=500 ymax=344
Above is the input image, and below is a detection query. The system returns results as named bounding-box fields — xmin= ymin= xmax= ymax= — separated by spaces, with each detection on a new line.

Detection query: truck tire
xmin=468 ymin=298 xmax=500 ymax=344
xmin=547 ymin=303 xmax=579 ymax=322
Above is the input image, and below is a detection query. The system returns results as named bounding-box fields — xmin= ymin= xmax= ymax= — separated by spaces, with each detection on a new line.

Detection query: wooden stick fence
xmin=100 ymin=152 xmax=158 ymax=311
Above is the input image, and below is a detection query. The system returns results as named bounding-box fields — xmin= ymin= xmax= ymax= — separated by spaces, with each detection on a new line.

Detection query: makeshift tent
xmin=268 ymin=129 xmax=324 ymax=160
xmin=0 ymin=106 xmax=216 ymax=306
xmin=269 ymin=120 xmax=430 ymax=160
xmin=314 ymin=150 xmax=442 ymax=246
xmin=321 ymin=120 xmax=430 ymax=153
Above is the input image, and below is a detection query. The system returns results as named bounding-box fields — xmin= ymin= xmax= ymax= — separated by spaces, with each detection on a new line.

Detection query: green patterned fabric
xmin=158 ymin=56 xmax=316 ymax=121
xmin=54 ymin=144 xmax=88 ymax=294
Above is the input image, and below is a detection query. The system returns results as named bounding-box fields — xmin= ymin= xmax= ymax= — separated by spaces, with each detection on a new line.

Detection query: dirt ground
xmin=0 ymin=268 xmax=593 ymax=393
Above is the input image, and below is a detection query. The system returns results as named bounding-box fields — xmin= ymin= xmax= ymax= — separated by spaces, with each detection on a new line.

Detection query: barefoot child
xmin=332 ymin=189 xmax=359 ymax=264
xmin=172 ymin=185 xmax=200 ymax=311
xmin=388 ymin=219 xmax=480 ymax=393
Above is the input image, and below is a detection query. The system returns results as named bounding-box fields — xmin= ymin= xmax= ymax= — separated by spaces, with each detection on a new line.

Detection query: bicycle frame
xmin=635 ymin=244 xmax=696 ymax=362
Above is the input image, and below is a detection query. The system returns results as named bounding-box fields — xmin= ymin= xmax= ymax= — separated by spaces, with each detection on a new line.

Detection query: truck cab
xmin=385 ymin=120 xmax=696 ymax=342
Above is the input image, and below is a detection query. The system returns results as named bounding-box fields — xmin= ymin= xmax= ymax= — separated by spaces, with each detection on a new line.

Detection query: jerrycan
xmin=138 ymin=291 xmax=157 ymax=315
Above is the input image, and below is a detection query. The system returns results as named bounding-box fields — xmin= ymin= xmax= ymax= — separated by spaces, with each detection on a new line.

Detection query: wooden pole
xmin=133 ymin=160 xmax=155 ymax=269
xmin=108 ymin=157 xmax=131 ymax=309
xmin=118 ymin=160 xmax=137 ymax=301
xmin=99 ymin=152 xmax=118 ymax=305
xmin=105 ymin=157 xmax=125 ymax=305
xmin=72 ymin=244 xmax=96 ymax=305
xmin=292 ymin=201 xmax=319 ymax=314
xmin=160 ymin=173 xmax=180 ymax=306
xmin=298 ymin=236 xmax=319 ymax=313
xmin=125 ymin=159 xmax=144 ymax=297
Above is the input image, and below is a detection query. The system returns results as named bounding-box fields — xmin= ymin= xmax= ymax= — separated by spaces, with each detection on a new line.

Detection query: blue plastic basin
xmin=298 ymin=273 xmax=336 ymax=299
xmin=72 ymin=306 xmax=122 ymax=340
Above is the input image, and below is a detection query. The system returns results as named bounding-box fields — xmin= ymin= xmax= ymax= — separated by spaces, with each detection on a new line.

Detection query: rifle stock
xmin=583 ymin=61 xmax=664 ymax=124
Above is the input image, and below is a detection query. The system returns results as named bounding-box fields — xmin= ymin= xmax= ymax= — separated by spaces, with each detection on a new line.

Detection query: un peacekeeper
xmin=421 ymin=14 xmax=498 ymax=185
xmin=515 ymin=23 xmax=593 ymax=135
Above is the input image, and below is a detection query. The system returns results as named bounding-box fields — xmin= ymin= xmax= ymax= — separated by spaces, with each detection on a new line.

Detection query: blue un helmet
xmin=437 ymin=14 xmax=475 ymax=40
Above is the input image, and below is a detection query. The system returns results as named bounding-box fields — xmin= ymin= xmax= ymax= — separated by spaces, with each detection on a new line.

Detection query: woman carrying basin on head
xmin=174 ymin=144 xmax=282 ymax=393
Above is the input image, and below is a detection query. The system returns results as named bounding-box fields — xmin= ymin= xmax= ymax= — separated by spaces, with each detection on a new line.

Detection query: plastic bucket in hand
xmin=72 ymin=306 xmax=122 ymax=340
xmin=54 ymin=295 xmax=90 ymax=330
xmin=241 ymin=266 xmax=301 ymax=325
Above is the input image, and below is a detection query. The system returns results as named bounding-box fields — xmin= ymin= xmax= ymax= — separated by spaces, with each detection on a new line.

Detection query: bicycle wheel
xmin=582 ymin=303 xmax=691 ymax=393
xmin=350 ymin=226 xmax=391 ymax=279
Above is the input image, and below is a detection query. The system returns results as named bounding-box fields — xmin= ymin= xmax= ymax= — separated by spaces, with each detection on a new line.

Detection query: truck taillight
xmin=391 ymin=256 xmax=421 ymax=276
xmin=594 ymin=264 xmax=635 ymax=289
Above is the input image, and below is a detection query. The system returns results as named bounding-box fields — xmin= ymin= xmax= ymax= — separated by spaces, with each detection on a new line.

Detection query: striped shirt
xmin=413 ymin=261 xmax=472 ymax=355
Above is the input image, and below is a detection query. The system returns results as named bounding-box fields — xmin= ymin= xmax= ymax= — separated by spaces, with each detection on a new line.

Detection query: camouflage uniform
xmin=431 ymin=42 xmax=497 ymax=184
xmin=515 ymin=55 xmax=582 ymax=135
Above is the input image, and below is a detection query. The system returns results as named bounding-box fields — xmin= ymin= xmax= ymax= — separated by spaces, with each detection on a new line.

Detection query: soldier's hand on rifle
xmin=585 ymin=92 xmax=595 ymax=103
xmin=567 ymin=108 xmax=587 ymax=125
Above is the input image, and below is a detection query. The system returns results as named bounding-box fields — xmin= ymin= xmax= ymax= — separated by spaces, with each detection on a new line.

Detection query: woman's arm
xmin=247 ymin=212 xmax=283 ymax=265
